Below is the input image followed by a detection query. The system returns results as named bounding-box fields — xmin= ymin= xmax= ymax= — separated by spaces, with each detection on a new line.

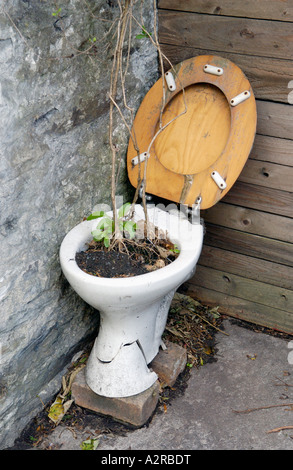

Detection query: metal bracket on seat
xmin=204 ymin=64 xmax=223 ymax=76
xmin=165 ymin=71 xmax=176 ymax=91
xmin=131 ymin=151 xmax=149 ymax=167
xmin=211 ymin=171 xmax=227 ymax=190
xmin=230 ymin=90 xmax=251 ymax=107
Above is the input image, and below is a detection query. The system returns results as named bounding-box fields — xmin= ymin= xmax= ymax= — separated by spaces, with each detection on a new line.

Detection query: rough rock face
xmin=0 ymin=0 xmax=158 ymax=449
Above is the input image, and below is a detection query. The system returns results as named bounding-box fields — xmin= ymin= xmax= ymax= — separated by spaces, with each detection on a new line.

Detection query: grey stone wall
xmin=0 ymin=0 xmax=158 ymax=449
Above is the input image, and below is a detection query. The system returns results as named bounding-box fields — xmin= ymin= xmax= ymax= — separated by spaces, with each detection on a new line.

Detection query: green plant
xmin=169 ymin=244 xmax=180 ymax=254
xmin=52 ymin=7 xmax=62 ymax=17
xmin=87 ymin=202 xmax=136 ymax=248
xmin=80 ymin=437 xmax=99 ymax=450
xmin=135 ymin=25 xmax=152 ymax=40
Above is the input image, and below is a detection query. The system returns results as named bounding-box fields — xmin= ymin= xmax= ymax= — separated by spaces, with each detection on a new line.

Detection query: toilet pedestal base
xmin=71 ymin=341 xmax=187 ymax=427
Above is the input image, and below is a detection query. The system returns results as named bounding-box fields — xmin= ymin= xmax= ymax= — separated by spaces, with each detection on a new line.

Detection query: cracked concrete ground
xmin=24 ymin=319 xmax=293 ymax=451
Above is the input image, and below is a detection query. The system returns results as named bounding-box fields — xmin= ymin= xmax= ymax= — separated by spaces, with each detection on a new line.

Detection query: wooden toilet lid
xmin=127 ymin=55 xmax=257 ymax=209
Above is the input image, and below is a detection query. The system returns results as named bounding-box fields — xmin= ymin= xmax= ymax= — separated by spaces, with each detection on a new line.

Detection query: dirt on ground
xmin=9 ymin=293 xmax=224 ymax=450
xmin=8 ymin=291 xmax=291 ymax=451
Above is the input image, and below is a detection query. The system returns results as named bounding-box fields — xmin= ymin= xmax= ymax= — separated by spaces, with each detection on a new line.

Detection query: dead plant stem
xmin=190 ymin=311 xmax=230 ymax=336
xmin=267 ymin=426 xmax=293 ymax=434
xmin=233 ymin=403 xmax=293 ymax=414
xmin=109 ymin=0 xmax=130 ymax=243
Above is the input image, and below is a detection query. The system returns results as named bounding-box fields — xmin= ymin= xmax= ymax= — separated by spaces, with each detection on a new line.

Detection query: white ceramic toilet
xmin=60 ymin=55 xmax=257 ymax=398
xmin=60 ymin=204 xmax=203 ymax=397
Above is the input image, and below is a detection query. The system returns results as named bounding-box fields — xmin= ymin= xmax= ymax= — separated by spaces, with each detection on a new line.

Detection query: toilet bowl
xmin=60 ymin=55 xmax=256 ymax=397
xmin=60 ymin=204 xmax=203 ymax=397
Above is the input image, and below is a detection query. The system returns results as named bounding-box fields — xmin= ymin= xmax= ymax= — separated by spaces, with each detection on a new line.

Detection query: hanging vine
xmin=48 ymin=0 xmax=188 ymax=250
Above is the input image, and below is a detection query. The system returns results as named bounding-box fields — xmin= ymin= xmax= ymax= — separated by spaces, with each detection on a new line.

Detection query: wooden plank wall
xmin=158 ymin=0 xmax=293 ymax=333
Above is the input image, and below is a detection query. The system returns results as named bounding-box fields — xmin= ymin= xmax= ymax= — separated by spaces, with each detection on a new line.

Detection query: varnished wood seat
xmin=127 ymin=55 xmax=257 ymax=209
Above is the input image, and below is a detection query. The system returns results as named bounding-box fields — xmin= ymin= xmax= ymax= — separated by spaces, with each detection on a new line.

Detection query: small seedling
xmin=136 ymin=25 xmax=152 ymax=40
xmin=87 ymin=202 xmax=136 ymax=248
xmin=80 ymin=437 xmax=99 ymax=450
xmin=52 ymin=7 xmax=62 ymax=16
xmin=169 ymin=244 xmax=180 ymax=254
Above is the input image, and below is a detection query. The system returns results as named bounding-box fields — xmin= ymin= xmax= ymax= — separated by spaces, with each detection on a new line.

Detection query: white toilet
xmin=60 ymin=55 xmax=257 ymax=398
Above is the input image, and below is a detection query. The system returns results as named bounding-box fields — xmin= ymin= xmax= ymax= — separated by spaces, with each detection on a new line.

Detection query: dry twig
xmin=267 ymin=426 xmax=293 ymax=434
xmin=233 ymin=403 xmax=293 ymax=414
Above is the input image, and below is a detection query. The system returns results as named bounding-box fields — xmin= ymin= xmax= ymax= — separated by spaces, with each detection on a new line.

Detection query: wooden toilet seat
xmin=127 ymin=55 xmax=257 ymax=209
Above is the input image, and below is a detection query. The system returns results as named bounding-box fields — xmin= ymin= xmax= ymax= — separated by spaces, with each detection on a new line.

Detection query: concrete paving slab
xmin=22 ymin=319 xmax=293 ymax=451
xmin=95 ymin=320 xmax=293 ymax=450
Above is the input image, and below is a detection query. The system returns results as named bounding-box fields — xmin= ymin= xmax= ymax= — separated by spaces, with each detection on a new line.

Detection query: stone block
xmin=71 ymin=368 xmax=160 ymax=427
xmin=71 ymin=342 xmax=187 ymax=427
xmin=150 ymin=341 xmax=187 ymax=387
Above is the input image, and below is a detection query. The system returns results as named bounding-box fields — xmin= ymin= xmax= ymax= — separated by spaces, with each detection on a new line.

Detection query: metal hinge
xmin=188 ymin=196 xmax=202 ymax=224
xmin=139 ymin=184 xmax=152 ymax=201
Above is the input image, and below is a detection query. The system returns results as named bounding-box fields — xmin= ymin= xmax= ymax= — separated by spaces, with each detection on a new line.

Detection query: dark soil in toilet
xmin=75 ymin=237 xmax=179 ymax=278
